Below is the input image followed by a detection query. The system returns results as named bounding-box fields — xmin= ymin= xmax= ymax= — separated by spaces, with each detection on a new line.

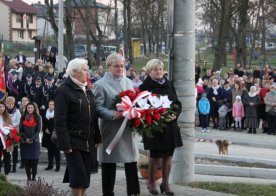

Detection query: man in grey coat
xmin=93 ymin=53 xmax=140 ymax=196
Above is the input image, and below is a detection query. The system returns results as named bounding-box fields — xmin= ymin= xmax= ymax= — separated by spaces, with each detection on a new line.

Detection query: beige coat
xmin=264 ymin=92 xmax=276 ymax=112
xmin=93 ymin=72 xmax=139 ymax=163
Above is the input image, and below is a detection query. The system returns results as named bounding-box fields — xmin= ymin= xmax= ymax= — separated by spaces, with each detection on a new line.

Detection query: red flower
xmin=13 ymin=136 xmax=21 ymax=143
xmin=126 ymin=90 xmax=132 ymax=96
xmin=6 ymin=140 xmax=12 ymax=148
xmin=153 ymin=114 xmax=161 ymax=121
xmin=159 ymin=108 xmax=166 ymax=114
xmin=146 ymin=109 xmax=152 ymax=115
xmin=128 ymin=92 xmax=136 ymax=100
xmin=145 ymin=115 xmax=152 ymax=125
xmin=152 ymin=93 xmax=158 ymax=97
xmin=154 ymin=108 xmax=159 ymax=114
xmin=140 ymin=110 xmax=146 ymax=118
xmin=135 ymin=89 xmax=140 ymax=94
xmin=10 ymin=129 xmax=18 ymax=138
xmin=119 ymin=91 xmax=127 ymax=97
xmin=133 ymin=118 xmax=141 ymax=128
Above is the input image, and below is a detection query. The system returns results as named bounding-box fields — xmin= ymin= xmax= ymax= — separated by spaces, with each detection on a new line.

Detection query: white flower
xmin=137 ymin=98 xmax=151 ymax=109
xmin=148 ymin=95 xmax=162 ymax=108
xmin=159 ymin=95 xmax=172 ymax=108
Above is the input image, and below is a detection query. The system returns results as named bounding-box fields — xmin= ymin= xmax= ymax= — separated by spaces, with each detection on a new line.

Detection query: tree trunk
xmin=213 ymin=0 xmax=231 ymax=70
xmin=45 ymin=0 xmax=58 ymax=44
xmin=235 ymin=0 xmax=249 ymax=67
xmin=170 ymin=0 xmax=195 ymax=184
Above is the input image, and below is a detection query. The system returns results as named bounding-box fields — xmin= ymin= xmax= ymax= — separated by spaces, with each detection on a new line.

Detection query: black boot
xmin=247 ymin=128 xmax=252 ymax=133
xmin=55 ymin=165 xmax=60 ymax=172
xmin=45 ymin=164 xmax=53 ymax=170
xmin=19 ymin=161 xmax=25 ymax=169
xmin=253 ymin=129 xmax=256 ymax=134
xmin=12 ymin=165 xmax=16 ymax=173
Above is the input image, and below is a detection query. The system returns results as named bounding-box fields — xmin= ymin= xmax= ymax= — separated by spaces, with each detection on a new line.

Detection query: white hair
xmin=66 ymin=58 xmax=88 ymax=77
xmin=145 ymin=59 xmax=164 ymax=74
xmin=106 ymin=53 xmax=125 ymax=67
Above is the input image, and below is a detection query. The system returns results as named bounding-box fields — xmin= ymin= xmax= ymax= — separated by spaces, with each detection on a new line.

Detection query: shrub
xmin=22 ymin=178 xmax=69 ymax=196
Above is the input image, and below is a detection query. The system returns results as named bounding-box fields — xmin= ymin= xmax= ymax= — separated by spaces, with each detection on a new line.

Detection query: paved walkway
xmin=7 ymin=165 xmax=232 ymax=196
xmin=3 ymin=127 xmax=276 ymax=195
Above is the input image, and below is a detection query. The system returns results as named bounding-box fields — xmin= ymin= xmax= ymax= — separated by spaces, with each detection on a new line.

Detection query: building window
xmin=16 ymin=14 xmax=22 ymax=23
xmin=18 ymin=30 xmax=24 ymax=39
xmin=27 ymin=14 xmax=33 ymax=23
xmin=28 ymin=30 xmax=32 ymax=39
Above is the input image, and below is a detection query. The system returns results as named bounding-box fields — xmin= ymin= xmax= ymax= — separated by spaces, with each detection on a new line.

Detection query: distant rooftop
xmin=0 ymin=0 xmax=38 ymax=14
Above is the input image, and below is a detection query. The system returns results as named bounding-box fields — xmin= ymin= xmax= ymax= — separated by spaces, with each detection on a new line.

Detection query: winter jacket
xmin=198 ymin=98 xmax=210 ymax=114
xmin=54 ymin=76 xmax=101 ymax=152
xmin=232 ymin=102 xmax=244 ymax=118
xmin=218 ymin=105 xmax=229 ymax=118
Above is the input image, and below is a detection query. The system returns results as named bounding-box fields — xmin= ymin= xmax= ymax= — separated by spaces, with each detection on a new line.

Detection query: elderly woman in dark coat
xmin=19 ymin=102 xmax=42 ymax=181
xmin=243 ymin=86 xmax=260 ymax=134
xmin=139 ymin=59 xmax=183 ymax=195
xmin=55 ymin=58 xmax=101 ymax=196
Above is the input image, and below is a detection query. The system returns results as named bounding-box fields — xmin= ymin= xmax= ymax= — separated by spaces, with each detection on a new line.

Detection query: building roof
xmin=53 ymin=0 xmax=110 ymax=9
xmin=0 ymin=0 xmax=38 ymax=14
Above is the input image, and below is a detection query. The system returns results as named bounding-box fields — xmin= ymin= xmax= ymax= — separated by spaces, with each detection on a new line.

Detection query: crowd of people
xmin=0 ymin=52 xmax=182 ymax=196
xmin=196 ymin=64 xmax=276 ymax=135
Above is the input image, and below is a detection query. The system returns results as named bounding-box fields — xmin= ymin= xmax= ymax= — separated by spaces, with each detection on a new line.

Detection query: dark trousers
xmin=25 ymin=159 xmax=38 ymax=180
xmin=91 ymin=145 xmax=98 ymax=173
xmin=267 ymin=114 xmax=276 ymax=134
xmin=12 ymin=146 xmax=18 ymax=167
xmin=0 ymin=150 xmax=11 ymax=175
xmin=102 ymin=162 xmax=140 ymax=196
xmin=226 ymin=112 xmax=233 ymax=129
xmin=201 ymin=114 xmax=209 ymax=129
xmin=47 ymin=145 xmax=61 ymax=167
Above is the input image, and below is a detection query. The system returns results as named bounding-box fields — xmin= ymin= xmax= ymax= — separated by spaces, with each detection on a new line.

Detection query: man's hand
xmin=45 ymin=129 xmax=51 ymax=134
xmin=113 ymin=111 xmax=122 ymax=120
xmin=63 ymin=149 xmax=72 ymax=154
xmin=26 ymin=138 xmax=33 ymax=144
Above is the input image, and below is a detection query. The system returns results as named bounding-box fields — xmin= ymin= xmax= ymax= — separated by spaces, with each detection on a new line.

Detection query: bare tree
xmin=44 ymin=0 xmax=58 ymax=44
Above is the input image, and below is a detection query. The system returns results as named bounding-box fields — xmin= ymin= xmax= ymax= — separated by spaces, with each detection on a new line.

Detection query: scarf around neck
xmin=70 ymin=76 xmax=87 ymax=92
xmin=46 ymin=109 xmax=54 ymax=120
xmin=23 ymin=114 xmax=37 ymax=128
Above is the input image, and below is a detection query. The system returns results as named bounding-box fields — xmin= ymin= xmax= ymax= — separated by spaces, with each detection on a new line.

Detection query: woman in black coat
xmin=42 ymin=100 xmax=60 ymax=171
xmin=55 ymin=58 xmax=101 ymax=196
xmin=139 ymin=59 xmax=183 ymax=195
xmin=19 ymin=102 xmax=42 ymax=181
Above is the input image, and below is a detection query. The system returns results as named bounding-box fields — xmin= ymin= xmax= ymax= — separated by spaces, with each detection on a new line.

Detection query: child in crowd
xmin=218 ymin=103 xmax=230 ymax=130
xmin=198 ymin=93 xmax=210 ymax=132
xmin=232 ymin=96 xmax=244 ymax=131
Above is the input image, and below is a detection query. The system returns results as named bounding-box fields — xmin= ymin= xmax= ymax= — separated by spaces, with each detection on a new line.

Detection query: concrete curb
xmin=196 ymin=153 xmax=276 ymax=167
xmin=195 ymin=164 xmax=276 ymax=180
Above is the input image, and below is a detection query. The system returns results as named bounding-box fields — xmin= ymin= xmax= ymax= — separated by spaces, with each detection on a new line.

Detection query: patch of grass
xmin=188 ymin=182 xmax=276 ymax=195
xmin=0 ymin=173 xmax=23 ymax=196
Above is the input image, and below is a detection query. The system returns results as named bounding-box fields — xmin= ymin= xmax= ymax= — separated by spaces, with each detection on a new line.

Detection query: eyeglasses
xmin=111 ymin=64 xmax=124 ymax=69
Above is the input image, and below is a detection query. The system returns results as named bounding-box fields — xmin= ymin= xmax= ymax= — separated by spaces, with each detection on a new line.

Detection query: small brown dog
xmin=216 ymin=140 xmax=230 ymax=155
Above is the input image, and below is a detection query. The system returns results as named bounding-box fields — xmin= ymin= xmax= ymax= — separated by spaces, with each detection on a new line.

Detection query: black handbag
xmin=268 ymin=107 xmax=276 ymax=117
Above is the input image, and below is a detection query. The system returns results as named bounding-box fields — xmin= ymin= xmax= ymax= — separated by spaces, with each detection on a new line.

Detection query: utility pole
xmin=57 ymin=0 xmax=64 ymax=73
xmin=168 ymin=0 xmax=195 ymax=184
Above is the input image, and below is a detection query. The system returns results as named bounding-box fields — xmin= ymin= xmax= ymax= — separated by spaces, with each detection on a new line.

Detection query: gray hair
xmin=106 ymin=53 xmax=125 ymax=67
xmin=66 ymin=58 xmax=88 ymax=77
xmin=145 ymin=59 xmax=164 ymax=74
